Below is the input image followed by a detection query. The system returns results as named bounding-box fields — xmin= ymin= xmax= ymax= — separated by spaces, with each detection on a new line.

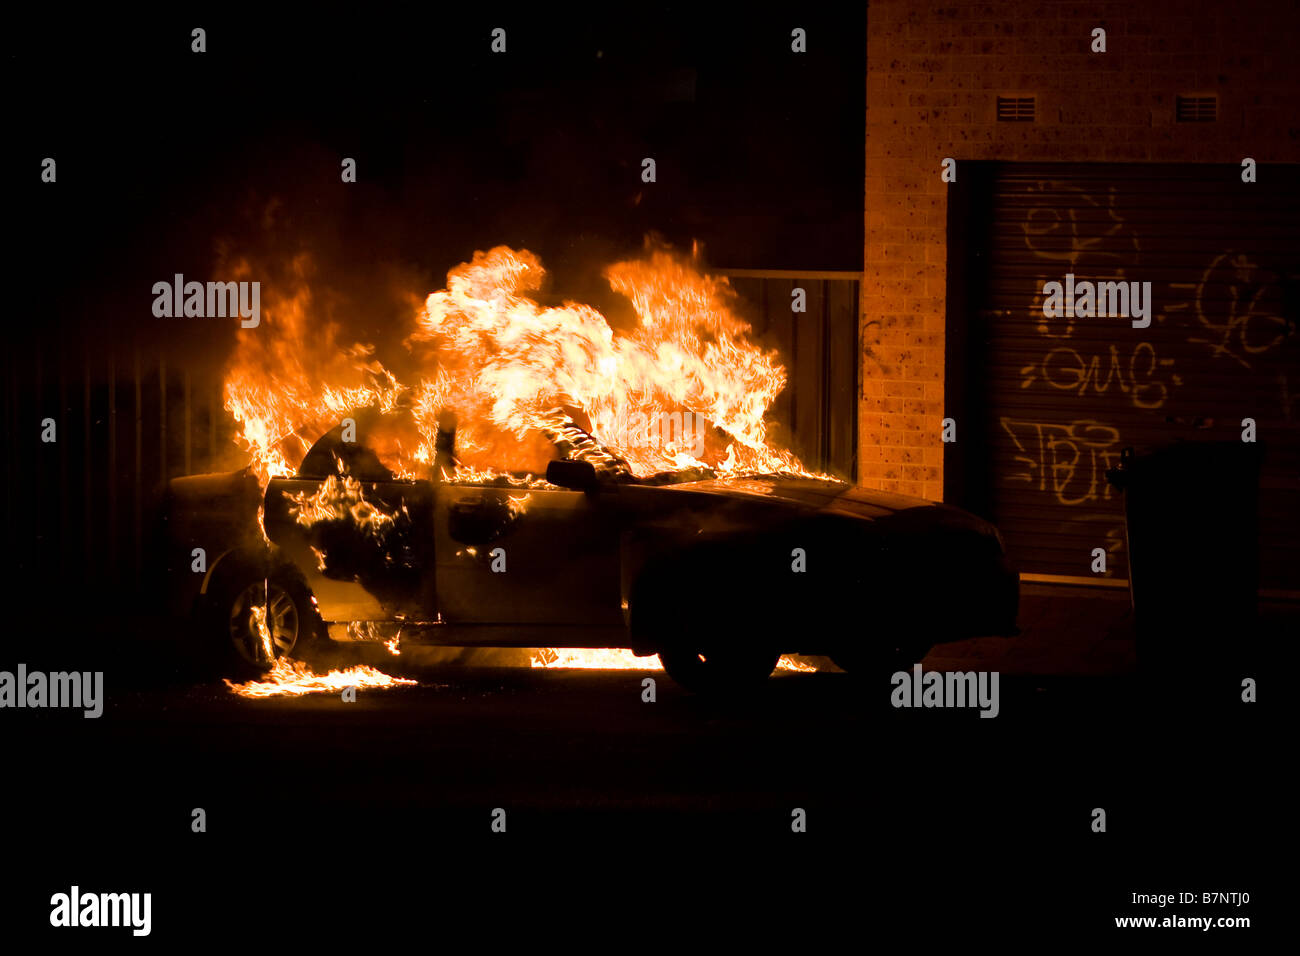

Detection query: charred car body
xmin=164 ymin=413 xmax=1018 ymax=692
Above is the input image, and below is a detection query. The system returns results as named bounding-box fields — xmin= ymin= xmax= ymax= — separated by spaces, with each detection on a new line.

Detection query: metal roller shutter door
xmin=959 ymin=162 xmax=1300 ymax=590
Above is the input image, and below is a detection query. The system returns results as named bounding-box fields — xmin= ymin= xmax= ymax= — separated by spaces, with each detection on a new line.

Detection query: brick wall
xmin=862 ymin=0 xmax=1300 ymax=500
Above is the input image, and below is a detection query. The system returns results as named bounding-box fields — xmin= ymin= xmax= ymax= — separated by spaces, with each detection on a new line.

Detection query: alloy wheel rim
xmin=229 ymin=580 xmax=299 ymax=667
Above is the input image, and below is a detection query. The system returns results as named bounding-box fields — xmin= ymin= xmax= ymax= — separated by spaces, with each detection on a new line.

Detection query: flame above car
xmin=223 ymin=244 xmax=812 ymax=487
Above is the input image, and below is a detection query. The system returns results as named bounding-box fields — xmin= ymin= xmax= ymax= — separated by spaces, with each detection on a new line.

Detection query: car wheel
xmin=658 ymin=644 xmax=781 ymax=694
xmin=832 ymin=639 xmax=932 ymax=675
xmin=208 ymin=566 xmax=321 ymax=677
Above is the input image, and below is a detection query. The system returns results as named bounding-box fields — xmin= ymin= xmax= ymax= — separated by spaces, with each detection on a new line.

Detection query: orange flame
xmin=224 ymin=245 xmax=813 ymax=485
xmin=529 ymin=651 xmax=818 ymax=673
xmin=286 ymin=464 xmax=403 ymax=538
xmin=405 ymin=246 xmax=803 ymax=477
xmin=225 ymin=659 xmax=417 ymax=698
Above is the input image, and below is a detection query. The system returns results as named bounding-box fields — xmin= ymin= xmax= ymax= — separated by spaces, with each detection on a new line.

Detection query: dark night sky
xmin=14 ymin=9 xmax=865 ymax=350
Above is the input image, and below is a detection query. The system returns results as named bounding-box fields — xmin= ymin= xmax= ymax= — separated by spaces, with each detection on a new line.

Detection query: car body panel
xmin=434 ymin=485 xmax=623 ymax=626
xmin=168 ymin=430 xmax=1019 ymax=656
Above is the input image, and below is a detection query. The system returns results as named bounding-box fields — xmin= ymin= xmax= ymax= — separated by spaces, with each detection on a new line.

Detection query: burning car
xmin=164 ymin=245 xmax=1016 ymax=691
xmin=164 ymin=408 xmax=1018 ymax=692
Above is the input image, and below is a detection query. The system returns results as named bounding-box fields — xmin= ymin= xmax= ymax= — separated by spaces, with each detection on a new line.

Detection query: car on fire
xmin=163 ymin=411 xmax=1019 ymax=692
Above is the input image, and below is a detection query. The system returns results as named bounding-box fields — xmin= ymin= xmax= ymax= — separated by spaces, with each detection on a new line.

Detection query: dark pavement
xmin=4 ymin=583 xmax=1286 ymax=941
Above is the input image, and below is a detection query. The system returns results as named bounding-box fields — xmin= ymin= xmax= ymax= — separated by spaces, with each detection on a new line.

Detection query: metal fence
xmin=3 ymin=332 xmax=230 ymax=595
xmin=719 ymin=269 xmax=861 ymax=482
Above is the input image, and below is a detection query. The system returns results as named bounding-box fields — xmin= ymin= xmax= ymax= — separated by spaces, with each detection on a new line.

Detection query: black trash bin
xmin=1105 ymin=441 xmax=1262 ymax=680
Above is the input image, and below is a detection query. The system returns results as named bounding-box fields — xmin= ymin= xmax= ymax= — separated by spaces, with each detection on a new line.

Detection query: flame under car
xmin=165 ymin=419 xmax=1019 ymax=693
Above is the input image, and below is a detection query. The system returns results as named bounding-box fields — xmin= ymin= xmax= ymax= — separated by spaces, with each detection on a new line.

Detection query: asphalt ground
xmin=3 ymin=585 xmax=1286 ymax=942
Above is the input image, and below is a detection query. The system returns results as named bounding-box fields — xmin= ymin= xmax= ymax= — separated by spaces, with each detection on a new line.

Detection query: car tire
xmin=658 ymin=644 xmax=781 ymax=695
xmin=204 ymin=564 xmax=322 ymax=678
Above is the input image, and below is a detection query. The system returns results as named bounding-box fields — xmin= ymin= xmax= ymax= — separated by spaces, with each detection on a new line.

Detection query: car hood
xmin=663 ymin=475 xmax=1000 ymax=536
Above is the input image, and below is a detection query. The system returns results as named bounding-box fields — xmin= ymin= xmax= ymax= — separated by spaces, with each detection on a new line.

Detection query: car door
xmin=263 ymin=476 xmax=437 ymax=622
xmin=433 ymin=482 xmax=623 ymax=626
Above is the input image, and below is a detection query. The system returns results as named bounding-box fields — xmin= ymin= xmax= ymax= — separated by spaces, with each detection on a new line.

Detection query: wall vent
xmin=996 ymin=96 xmax=1036 ymax=122
xmin=1176 ymin=95 xmax=1217 ymax=122
xmin=993 ymin=96 xmax=1034 ymax=122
